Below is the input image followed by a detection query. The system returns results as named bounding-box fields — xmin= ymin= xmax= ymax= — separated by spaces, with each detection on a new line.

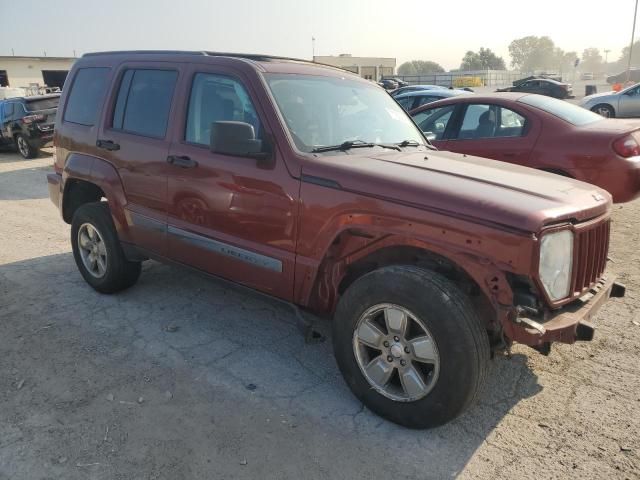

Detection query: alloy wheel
xmin=77 ymin=223 xmax=108 ymax=278
xmin=352 ymin=303 xmax=440 ymax=402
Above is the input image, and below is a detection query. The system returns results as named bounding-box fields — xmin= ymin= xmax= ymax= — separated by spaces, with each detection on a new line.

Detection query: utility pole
xmin=311 ymin=37 xmax=316 ymax=61
xmin=604 ymin=49 xmax=610 ymax=64
xmin=626 ymin=0 xmax=639 ymax=83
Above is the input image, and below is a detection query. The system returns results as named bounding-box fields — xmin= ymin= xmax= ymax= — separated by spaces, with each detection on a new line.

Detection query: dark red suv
xmin=48 ymin=51 xmax=625 ymax=428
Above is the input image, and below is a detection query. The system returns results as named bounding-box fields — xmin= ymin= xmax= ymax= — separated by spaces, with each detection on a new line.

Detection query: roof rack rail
xmin=82 ymin=50 xmax=312 ymax=64
xmin=82 ymin=50 xmax=207 ymax=57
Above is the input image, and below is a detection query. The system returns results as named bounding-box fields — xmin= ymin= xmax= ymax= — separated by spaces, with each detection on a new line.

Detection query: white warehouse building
xmin=313 ymin=54 xmax=396 ymax=80
xmin=0 ymin=56 xmax=77 ymax=91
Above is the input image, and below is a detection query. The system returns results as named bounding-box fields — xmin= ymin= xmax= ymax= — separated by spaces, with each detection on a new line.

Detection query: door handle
xmin=96 ymin=139 xmax=120 ymax=151
xmin=167 ymin=155 xmax=198 ymax=168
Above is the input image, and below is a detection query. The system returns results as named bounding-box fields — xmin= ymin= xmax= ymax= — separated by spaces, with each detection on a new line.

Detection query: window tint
xmin=186 ymin=73 xmax=261 ymax=145
xmin=411 ymin=105 xmax=456 ymax=140
xmin=64 ymin=67 xmax=110 ymax=126
xmin=518 ymin=94 xmax=601 ymax=126
xmin=458 ymin=104 xmax=527 ymax=139
xmin=4 ymin=102 xmax=15 ymax=116
xmin=112 ymin=69 xmax=177 ymax=138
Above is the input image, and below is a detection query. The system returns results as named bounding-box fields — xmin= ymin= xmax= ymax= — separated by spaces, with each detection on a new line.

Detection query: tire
xmin=333 ymin=265 xmax=490 ymax=429
xmin=71 ymin=202 xmax=141 ymax=293
xmin=15 ymin=134 xmax=36 ymax=159
xmin=591 ymin=104 xmax=615 ymax=118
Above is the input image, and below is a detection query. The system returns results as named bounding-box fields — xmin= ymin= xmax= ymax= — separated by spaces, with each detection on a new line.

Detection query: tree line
xmin=398 ymin=36 xmax=635 ymax=75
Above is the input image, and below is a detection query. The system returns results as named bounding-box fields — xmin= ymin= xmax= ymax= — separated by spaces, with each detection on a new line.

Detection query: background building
xmin=0 ymin=56 xmax=76 ymax=91
xmin=313 ymin=54 xmax=396 ymax=80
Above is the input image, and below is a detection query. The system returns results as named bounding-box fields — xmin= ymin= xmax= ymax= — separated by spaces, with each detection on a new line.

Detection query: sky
xmin=0 ymin=0 xmax=635 ymax=70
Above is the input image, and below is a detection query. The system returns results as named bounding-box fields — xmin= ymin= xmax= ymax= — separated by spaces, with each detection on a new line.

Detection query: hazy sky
xmin=0 ymin=0 xmax=634 ymax=70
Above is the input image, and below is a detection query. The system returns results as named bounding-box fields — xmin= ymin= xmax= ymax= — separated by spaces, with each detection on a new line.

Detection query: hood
xmin=303 ymin=150 xmax=611 ymax=232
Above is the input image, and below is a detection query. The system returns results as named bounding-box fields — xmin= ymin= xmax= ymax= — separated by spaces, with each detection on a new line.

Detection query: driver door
xmin=165 ymin=64 xmax=299 ymax=301
xmin=618 ymin=86 xmax=640 ymax=117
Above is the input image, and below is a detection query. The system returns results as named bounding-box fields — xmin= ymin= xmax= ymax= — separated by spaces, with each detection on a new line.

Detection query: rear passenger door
xmin=98 ymin=63 xmax=182 ymax=256
xmin=445 ymin=103 xmax=537 ymax=166
xmin=165 ymin=64 xmax=299 ymax=301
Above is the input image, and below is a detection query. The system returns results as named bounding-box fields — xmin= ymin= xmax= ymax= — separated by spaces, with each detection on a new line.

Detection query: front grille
xmin=571 ymin=219 xmax=610 ymax=296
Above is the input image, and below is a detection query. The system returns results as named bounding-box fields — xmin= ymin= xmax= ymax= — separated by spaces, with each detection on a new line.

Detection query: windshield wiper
xmin=311 ymin=140 xmax=401 ymax=153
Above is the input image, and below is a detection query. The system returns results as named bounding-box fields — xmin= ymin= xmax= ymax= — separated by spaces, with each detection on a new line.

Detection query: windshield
xmin=265 ymin=74 xmax=425 ymax=153
xmin=518 ymin=94 xmax=601 ymax=126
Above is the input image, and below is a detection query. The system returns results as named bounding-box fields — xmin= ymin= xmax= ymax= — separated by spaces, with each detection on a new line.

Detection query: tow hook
xmin=514 ymin=306 xmax=546 ymax=335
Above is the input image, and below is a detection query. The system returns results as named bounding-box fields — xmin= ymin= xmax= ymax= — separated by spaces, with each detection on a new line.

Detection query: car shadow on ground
xmin=0 ymin=252 xmax=542 ymax=477
xmin=0 ymin=161 xmax=52 ymax=201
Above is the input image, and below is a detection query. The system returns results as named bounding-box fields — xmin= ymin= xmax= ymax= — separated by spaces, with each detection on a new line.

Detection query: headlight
xmin=539 ymin=230 xmax=574 ymax=301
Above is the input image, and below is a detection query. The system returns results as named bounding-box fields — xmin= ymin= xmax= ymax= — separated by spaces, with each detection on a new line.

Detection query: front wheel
xmin=592 ymin=104 xmax=615 ymax=118
xmin=332 ymin=265 xmax=490 ymax=429
xmin=15 ymin=134 xmax=36 ymax=159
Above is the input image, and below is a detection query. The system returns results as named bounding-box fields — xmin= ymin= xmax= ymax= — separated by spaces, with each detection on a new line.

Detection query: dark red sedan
xmin=410 ymin=93 xmax=640 ymax=203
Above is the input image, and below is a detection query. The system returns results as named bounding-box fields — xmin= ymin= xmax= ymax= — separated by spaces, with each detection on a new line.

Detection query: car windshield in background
xmin=265 ymin=74 xmax=425 ymax=153
xmin=518 ymin=94 xmax=602 ymax=126
xmin=25 ymin=97 xmax=60 ymax=111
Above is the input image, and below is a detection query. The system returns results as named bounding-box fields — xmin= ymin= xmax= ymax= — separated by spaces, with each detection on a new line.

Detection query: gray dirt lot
xmin=0 ymin=150 xmax=639 ymax=480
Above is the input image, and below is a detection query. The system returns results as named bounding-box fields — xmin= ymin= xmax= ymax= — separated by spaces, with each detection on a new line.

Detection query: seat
xmin=475 ymin=110 xmax=496 ymax=138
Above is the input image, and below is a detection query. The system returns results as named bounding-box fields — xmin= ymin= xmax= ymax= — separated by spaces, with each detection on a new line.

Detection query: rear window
xmin=518 ymin=94 xmax=601 ymax=126
xmin=112 ymin=69 xmax=177 ymax=138
xmin=64 ymin=67 xmax=110 ymax=126
xmin=25 ymin=97 xmax=59 ymax=112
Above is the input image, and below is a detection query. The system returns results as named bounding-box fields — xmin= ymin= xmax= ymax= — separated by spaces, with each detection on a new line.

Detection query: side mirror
xmin=423 ymin=131 xmax=437 ymax=142
xmin=435 ymin=122 xmax=445 ymax=132
xmin=210 ymin=121 xmax=265 ymax=158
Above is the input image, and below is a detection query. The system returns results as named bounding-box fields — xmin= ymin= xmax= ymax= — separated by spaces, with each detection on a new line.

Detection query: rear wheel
xmin=592 ymin=104 xmax=615 ymax=118
xmin=332 ymin=265 xmax=490 ymax=429
xmin=71 ymin=202 xmax=141 ymax=293
xmin=15 ymin=134 xmax=36 ymax=159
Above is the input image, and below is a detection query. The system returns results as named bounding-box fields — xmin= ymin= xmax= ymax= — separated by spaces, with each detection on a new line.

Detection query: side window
xmin=458 ymin=104 xmax=490 ymax=138
xmin=185 ymin=73 xmax=261 ymax=145
xmin=498 ymin=108 xmax=526 ymax=137
xmin=414 ymin=96 xmax=438 ymax=108
xmin=4 ymin=102 xmax=15 ymax=117
xmin=396 ymin=96 xmax=414 ymax=110
xmin=458 ymin=104 xmax=526 ymax=139
xmin=412 ymin=105 xmax=455 ymax=140
xmin=64 ymin=67 xmax=110 ymax=126
xmin=112 ymin=69 xmax=178 ymax=138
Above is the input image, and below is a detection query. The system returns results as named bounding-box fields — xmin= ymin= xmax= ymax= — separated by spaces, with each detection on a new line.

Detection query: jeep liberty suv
xmin=47 ymin=51 xmax=625 ymax=429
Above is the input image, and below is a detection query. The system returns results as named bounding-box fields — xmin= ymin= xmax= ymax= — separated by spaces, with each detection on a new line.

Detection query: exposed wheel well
xmin=62 ymin=179 xmax=106 ymax=224
xmin=336 ymin=246 xmax=496 ymax=332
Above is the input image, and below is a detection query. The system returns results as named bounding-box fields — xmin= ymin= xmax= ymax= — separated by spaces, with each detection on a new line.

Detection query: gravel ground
xmin=0 ymin=149 xmax=638 ymax=480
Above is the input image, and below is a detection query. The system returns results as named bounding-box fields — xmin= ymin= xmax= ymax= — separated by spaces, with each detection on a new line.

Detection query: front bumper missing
xmin=502 ymin=276 xmax=625 ymax=347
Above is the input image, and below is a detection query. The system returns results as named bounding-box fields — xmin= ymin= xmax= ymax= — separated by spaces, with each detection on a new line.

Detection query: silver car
xmin=579 ymin=83 xmax=640 ymax=118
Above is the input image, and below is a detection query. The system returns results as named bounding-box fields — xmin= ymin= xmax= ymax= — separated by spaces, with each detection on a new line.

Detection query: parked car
xmin=378 ymin=79 xmax=398 ymax=90
xmin=48 ymin=51 xmax=624 ymax=429
xmin=385 ymin=77 xmax=408 ymax=87
xmin=579 ymin=82 xmax=640 ymax=118
xmin=0 ymin=94 xmax=59 ymax=158
xmin=391 ymin=85 xmax=447 ymax=97
xmin=394 ymin=88 xmax=471 ymax=111
xmin=497 ymin=78 xmax=573 ymax=99
xmin=607 ymin=68 xmax=640 ymax=85
xmin=410 ymin=92 xmax=640 ymax=203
